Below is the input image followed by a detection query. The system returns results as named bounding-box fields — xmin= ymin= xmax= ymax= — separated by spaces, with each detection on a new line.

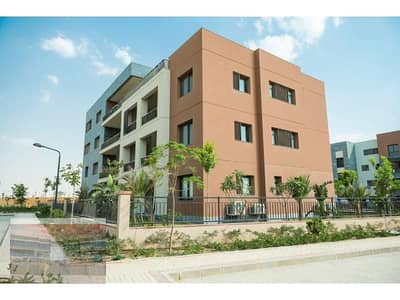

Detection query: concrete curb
xmin=165 ymin=246 xmax=400 ymax=282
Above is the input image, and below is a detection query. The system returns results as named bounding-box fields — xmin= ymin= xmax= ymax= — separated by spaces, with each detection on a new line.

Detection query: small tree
xmin=370 ymin=156 xmax=400 ymax=215
xmin=191 ymin=141 xmax=217 ymax=198
xmin=43 ymin=177 xmax=52 ymax=199
xmin=285 ymin=175 xmax=312 ymax=220
xmin=147 ymin=141 xmax=203 ymax=255
xmin=12 ymin=184 xmax=28 ymax=207
xmin=312 ymin=181 xmax=332 ymax=217
xmin=61 ymin=163 xmax=82 ymax=218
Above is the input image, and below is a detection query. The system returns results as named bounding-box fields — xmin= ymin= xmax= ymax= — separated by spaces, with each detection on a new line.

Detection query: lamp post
xmin=33 ymin=143 xmax=61 ymax=206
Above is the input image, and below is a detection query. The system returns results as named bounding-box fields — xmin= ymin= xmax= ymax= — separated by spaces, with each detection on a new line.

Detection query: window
xmin=94 ymin=136 xmax=100 ymax=149
xmin=367 ymin=180 xmax=376 ymax=188
xmin=96 ymin=110 xmax=102 ymax=124
xmin=336 ymin=157 xmax=344 ymax=168
xmin=178 ymin=120 xmax=193 ymax=145
xmin=124 ymin=106 xmax=137 ymax=134
xmin=388 ymin=144 xmax=400 ymax=154
xmin=269 ymin=81 xmax=296 ymax=105
xmin=274 ymin=176 xmax=283 ymax=195
xmin=361 ymin=164 xmax=369 ymax=171
xmin=92 ymin=162 xmax=98 ymax=175
xmin=84 ymin=143 xmax=90 ymax=155
xmin=84 ymin=166 xmax=88 ymax=178
xmin=363 ymin=148 xmax=378 ymax=155
xmin=234 ymin=122 xmax=252 ymax=143
xmin=179 ymin=69 xmax=193 ymax=97
xmin=233 ymin=72 xmax=250 ymax=93
xmin=85 ymin=120 xmax=92 ymax=132
xmin=237 ymin=176 xmax=254 ymax=195
xmin=178 ymin=175 xmax=193 ymax=199
xmin=272 ymin=128 xmax=299 ymax=149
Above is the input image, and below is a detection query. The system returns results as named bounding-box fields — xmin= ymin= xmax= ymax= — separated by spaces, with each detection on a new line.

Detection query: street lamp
xmin=33 ymin=142 xmax=61 ymax=206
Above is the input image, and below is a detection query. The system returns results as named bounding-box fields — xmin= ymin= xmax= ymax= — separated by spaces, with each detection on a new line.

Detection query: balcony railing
xmin=123 ymin=161 xmax=135 ymax=172
xmin=103 ymin=103 xmax=121 ymax=122
xmin=101 ymin=132 xmax=120 ymax=149
xmin=141 ymin=108 xmax=157 ymax=125
xmin=124 ymin=121 xmax=137 ymax=135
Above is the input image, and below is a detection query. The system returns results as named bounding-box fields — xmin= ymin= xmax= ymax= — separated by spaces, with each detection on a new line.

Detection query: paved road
xmin=182 ymin=251 xmax=400 ymax=283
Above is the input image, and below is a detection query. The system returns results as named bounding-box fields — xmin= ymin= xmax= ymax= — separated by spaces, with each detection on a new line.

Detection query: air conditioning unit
xmin=249 ymin=203 xmax=265 ymax=215
xmin=225 ymin=201 xmax=246 ymax=216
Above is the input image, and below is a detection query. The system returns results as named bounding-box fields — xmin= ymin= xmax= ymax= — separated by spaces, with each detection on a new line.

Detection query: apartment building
xmin=82 ymin=28 xmax=334 ymax=201
xmin=330 ymin=130 xmax=400 ymax=193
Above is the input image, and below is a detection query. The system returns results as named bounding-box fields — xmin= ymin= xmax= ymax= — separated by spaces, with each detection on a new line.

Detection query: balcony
xmin=123 ymin=161 xmax=135 ymax=172
xmin=103 ymin=103 xmax=121 ymax=122
xmin=101 ymin=132 xmax=120 ymax=150
xmin=141 ymin=108 xmax=157 ymax=125
xmin=124 ymin=121 xmax=137 ymax=135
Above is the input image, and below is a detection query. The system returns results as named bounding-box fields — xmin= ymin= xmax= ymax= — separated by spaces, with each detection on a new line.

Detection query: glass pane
xmin=242 ymin=177 xmax=250 ymax=195
xmin=239 ymin=78 xmax=245 ymax=92
xmin=240 ymin=125 xmax=247 ymax=142
xmin=182 ymin=125 xmax=188 ymax=145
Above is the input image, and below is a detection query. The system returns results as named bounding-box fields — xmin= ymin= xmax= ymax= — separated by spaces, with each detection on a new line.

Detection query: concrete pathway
xmin=106 ymin=236 xmax=400 ymax=283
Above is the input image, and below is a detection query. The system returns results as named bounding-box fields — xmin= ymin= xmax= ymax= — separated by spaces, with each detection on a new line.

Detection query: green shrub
xmin=106 ymin=238 xmax=126 ymax=258
xmin=0 ymin=206 xmax=38 ymax=213
xmin=306 ymin=218 xmax=328 ymax=235
xmin=145 ymin=230 xmax=170 ymax=248
xmin=50 ymin=209 xmax=64 ymax=218
xmin=131 ymin=248 xmax=156 ymax=258
xmin=222 ymin=229 xmax=241 ymax=241
xmin=36 ymin=205 xmax=51 ymax=218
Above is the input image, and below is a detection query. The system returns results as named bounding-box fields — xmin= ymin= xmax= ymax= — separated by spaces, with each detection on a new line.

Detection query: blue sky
xmin=0 ymin=17 xmax=399 ymax=196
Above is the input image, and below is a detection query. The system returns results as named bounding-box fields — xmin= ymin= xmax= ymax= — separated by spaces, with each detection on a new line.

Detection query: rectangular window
xmin=233 ymin=72 xmax=250 ymax=93
xmin=179 ymin=69 xmax=193 ymax=97
xmin=367 ymin=180 xmax=376 ymax=188
xmin=84 ymin=166 xmax=88 ymax=178
xmin=388 ymin=144 xmax=400 ymax=154
xmin=363 ymin=148 xmax=378 ymax=155
xmin=92 ymin=162 xmax=98 ymax=175
xmin=178 ymin=175 xmax=193 ymax=199
xmin=274 ymin=176 xmax=283 ymax=195
xmin=94 ymin=136 xmax=100 ymax=149
xmin=96 ymin=110 xmax=102 ymax=124
xmin=361 ymin=164 xmax=369 ymax=171
xmin=84 ymin=143 xmax=90 ymax=155
xmin=178 ymin=120 xmax=193 ymax=145
xmin=336 ymin=157 xmax=344 ymax=168
xmin=237 ymin=176 xmax=254 ymax=195
xmin=85 ymin=120 xmax=92 ymax=132
xmin=234 ymin=122 xmax=252 ymax=143
xmin=269 ymin=81 xmax=296 ymax=105
xmin=272 ymin=128 xmax=299 ymax=149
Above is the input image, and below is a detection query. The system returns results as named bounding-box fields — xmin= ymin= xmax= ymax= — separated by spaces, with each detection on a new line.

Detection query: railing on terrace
xmin=103 ymin=103 xmax=121 ymax=122
xmin=128 ymin=196 xmax=400 ymax=227
xmin=101 ymin=132 xmax=120 ymax=149
xmin=123 ymin=121 xmax=137 ymax=135
xmin=72 ymin=199 xmax=117 ymax=224
xmin=141 ymin=108 xmax=157 ymax=125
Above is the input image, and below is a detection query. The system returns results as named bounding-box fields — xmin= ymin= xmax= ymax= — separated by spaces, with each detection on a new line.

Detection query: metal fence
xmin=129 ymin=196 xmax=400 ymax=227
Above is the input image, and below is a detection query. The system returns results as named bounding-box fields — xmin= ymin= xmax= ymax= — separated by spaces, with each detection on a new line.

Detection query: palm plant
xmin=312 ymin=181 xmax=332 ymax=217
xmin=285 ymin=175 xmax=312 ymax=220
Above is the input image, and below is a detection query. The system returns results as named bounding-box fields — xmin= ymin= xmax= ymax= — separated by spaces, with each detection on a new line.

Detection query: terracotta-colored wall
xmin=376 ymin=130 xmax=400 ymax=157
xmin=169 ymin=28 xmax=334 ymax=198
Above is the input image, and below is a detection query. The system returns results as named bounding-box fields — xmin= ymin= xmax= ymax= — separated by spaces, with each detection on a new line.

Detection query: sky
xmin=0 ymin=17 xmax=399 ymax=197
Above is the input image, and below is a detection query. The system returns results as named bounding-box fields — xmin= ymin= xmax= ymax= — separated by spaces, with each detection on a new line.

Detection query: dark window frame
xmin=388 ymin=144 xmax=400 ymax=154
xmin=271 ymin=127 xmax=299 ymax=149
xmin=336 ymin=157 xmax=345 ymax=168
xmin=237 ymin=175 xmax=254 ymax=195
xmin=84 ymin=143 xmax=90 ymax=155
xmin=92 ymin=162 xmax=98 ymax=175
xmin=94 ymin=136 xmax=100 ymax=149
xmin=96 ymin=110 xmax=102 ymax=124
xmin=178 ymin=119 xmax=193 ymax=146
xmin=234 ymin=121 xmax=253 ymax=143
xmin=361 ymin=164 xmax=369 ymax=171
xmin=273 ymin=176 xmax=283 ymax=195
xmin=233 ymin=72 xmax=250 ymax=93
xmin=85 ymin=120 xmax=92 ymax=132
xmin=179 ymin=69 xmax=193 ymax=97
xmin=269 ymin=81 xmax=296 ymax=105
xmin=84 ymin=166 xmax=89 ymax=178
xmin=178 ymin=174 xmax=194 ymax=200
xmin=363 ymin=148 xmax=379 ymax=155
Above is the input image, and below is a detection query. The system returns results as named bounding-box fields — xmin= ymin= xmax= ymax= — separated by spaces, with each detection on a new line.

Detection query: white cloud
xmin=254 ymin=19 xmax=264 ymax=35
xmin=41 ymin=35 xmax=87 ymax=58
xmin=91 ymin=57 xmax=118 ymax=76
xmin=47 ymin=74 xmax=59 ymax=86
xmin=115 ymin=46 xmax=132 ymax=65
xmin=246 ymin=34 xmax=298 ymax=61
xmin=333 ymin=17 xmax=343 ymax=28
xmin=40 ymin=90 xmax=51 ymax=103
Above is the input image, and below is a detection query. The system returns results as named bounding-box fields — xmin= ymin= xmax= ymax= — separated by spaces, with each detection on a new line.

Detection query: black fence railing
xmin=70 ymin=199 xmax=117 ymax=224
xmin=128 ymin=196 xmax=400 ymax=227
xmin=141 ymin=108 xmax=157 ymax=125
xmin=101 ymin=132 xmax=120 ymax=149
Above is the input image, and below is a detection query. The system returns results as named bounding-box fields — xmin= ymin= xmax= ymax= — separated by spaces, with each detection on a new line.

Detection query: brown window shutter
xmin=246 ymin=77 xmax=250 ymax=93
xmin=291 ymin=90 xmax=296 ymax=104
xmin=234 ymin=122 xmax=240 ymax=140
xmin=248 ymin=125 xmax=253 ymax=142
xmin=233 ymin=72 xmax=239 ymax=90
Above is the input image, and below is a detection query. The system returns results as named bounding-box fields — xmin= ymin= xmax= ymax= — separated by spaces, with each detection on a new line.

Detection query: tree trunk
xmin=168 ymin=190 xmax=176 ymax=255
xmin=298 ymin=198 xmax=303 ymax=220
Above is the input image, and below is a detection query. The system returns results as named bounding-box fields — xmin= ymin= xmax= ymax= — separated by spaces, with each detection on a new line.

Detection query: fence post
xmin=264 ymin=197 xmax=268 ymax=222
xmin=117 ymin=191 xmax=132 ymax=240
xmin=217 ymin=196 xmax=221 ymax=224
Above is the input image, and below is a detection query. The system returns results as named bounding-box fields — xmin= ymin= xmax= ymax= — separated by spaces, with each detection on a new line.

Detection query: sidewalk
xmin=106 ymin=236 xmax=400 ymax=283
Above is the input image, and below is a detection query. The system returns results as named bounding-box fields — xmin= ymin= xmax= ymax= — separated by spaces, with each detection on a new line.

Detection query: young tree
xmin=12 ymin=184 xmax=28 ymax=207
xmin=61 ymin=163 xmax=82 ymax=218
xmin=285 ymin=175 xmax=312 ymax=220
xmin=43 ymin=177 xmax=52 ymax=200
xmin=312 ymin=181 xmax=332 ymax=217
xmin=220 ymin=170 xmax=245 ymax=198
xmin=191 ymin=141 xmax=217 ymax=198
xmin=147 ymin=141 xmax=203 ymax=255
xmin=370 ymin=156 xmax=400 ymax=215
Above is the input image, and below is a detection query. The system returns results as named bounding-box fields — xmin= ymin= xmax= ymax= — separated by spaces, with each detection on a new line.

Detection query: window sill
xmin=233 ymin=89 xmax=250 ymax=95
xmin=272 ymin=144 xmax=299 ymax=150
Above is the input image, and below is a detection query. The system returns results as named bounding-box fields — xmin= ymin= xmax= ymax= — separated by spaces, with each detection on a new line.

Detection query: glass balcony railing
xmin=101 ymin=132 xmax=120 ymax=149
xmin=124 ymin=121 xmax=137 ymax=135
xmin=141 ymin=108 xmax=157 ymax=125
